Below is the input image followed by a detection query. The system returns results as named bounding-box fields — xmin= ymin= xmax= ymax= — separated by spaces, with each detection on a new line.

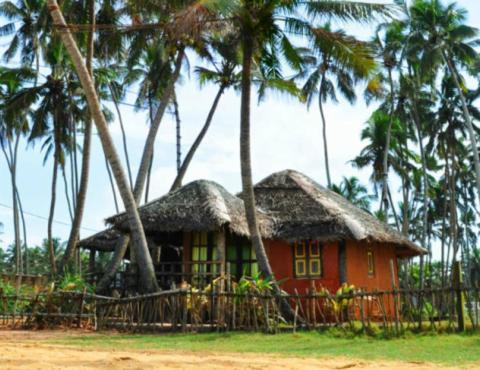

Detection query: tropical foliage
xmin=0 ymin=0 xmax=479 ymax=295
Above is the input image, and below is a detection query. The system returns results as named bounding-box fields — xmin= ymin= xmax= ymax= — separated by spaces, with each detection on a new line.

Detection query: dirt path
xmin=0 ymin=330 xmax=460 ymax=369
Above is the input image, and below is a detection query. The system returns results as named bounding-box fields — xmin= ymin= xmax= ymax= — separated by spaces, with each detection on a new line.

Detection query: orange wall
xmin=264 ymin=239 xmax=340 ymax=295
xmin=345 ymin=240 xmax=399 ymax=291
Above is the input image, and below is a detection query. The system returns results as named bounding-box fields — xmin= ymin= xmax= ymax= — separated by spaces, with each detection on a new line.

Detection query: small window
xmin=226 ymin=235 xmax=258 ymax=280
xmin=293 ymin=241 xmax=322 ymax=278
xmin=367 ymin=250 xmax=375 ymax=276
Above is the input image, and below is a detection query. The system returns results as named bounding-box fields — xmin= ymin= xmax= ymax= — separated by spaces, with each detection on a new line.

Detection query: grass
xmin=52 ymin=330 xmax=480 ymax=366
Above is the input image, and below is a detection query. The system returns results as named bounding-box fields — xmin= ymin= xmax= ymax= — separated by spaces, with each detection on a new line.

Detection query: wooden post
xmin=390 ymin=259 xmax=400 ymax=336
xmin=89 ymin=249 xmax=96 ymax=283
xmin=453 ymin=261 xmax=465 ymax=332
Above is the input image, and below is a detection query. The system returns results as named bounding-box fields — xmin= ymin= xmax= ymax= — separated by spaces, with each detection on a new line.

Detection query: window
xmin=293 ymin=240 xmax=322 ymax=278
xmin=191 ymin=232 xmax=217 ymax=287
xmin=226 ymin=234 xmax=258 ymax=280
xmin=367 ymin=250 xmax=375 ymax=276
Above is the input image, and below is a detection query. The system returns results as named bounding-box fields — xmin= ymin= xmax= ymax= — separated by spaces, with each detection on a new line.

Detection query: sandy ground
xmin=0 ymin=330 xmax=466 ymax=369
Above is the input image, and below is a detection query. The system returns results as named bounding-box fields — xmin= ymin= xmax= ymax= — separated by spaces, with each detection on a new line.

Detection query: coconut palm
xmin=331 ymin=176 xmax=376 ymax=212
xmin=171 ymin=34 xmax=242 ymax=191
xmin=410 ymin=0 xmax=480 ymax=207
xmin=47 ymin=0 xmax=159 ymax=292
xmin=207 ymin=0 xmax=394 ymax=286
xmin=0 ymin=0 xmax=49 ymax=74
xmin=0 ymin=67 xmax=35 ymax=273
xmin=300 ymin=24 xmax=376 ymax=187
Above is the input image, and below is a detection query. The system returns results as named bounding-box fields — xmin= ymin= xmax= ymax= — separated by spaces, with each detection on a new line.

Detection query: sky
xmin=1 ymin=0 xmax=480 ymax=253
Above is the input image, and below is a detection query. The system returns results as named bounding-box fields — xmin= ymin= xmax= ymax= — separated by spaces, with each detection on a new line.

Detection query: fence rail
xmin=1 ymin=287 xmax=480 ymax=334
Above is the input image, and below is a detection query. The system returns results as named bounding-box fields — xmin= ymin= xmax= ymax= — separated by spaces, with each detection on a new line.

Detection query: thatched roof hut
xmin=106 ymin=180 xmax=274 ymax=237
xmin=77 ymin=228 xmax=122 ymax=252
xmin=251 ymin=170 xmax=425 ymax=256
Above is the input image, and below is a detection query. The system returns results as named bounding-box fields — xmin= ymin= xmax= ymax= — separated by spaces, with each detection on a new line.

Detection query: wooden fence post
xmin=390 ymin=259 xmax=400 ymax=336
xmin=453 ymin=261 xmax=465 ymax=332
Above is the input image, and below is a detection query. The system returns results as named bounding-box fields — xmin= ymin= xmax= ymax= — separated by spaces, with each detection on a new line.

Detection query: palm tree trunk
xmin=47 ymin=146 xmax=59 ymax=276
xmin=4 ymin=137 xmax=22 ymax=273
xmin=240 ymin=32 xmax=273 ymax=278
xmin=60 ymin=0 xmax=95 ymax=273
xmin=318 ymin=76 xmax=332 ymax=188
xmin=442 ymin=51 xmax=480 ymax=204
xmin=380 ymin=67 xmax=395 ymax=216
xmin=104 ymin=153 xmax=119 ymax=213
xmin=62 ymin=166 xmax=74 ymax=221
xmin=15 ymin=187 xmax=28 ymax=274
xmin=133 ymin=47 xmax=185 ymax=201
xmin=173 ymin=91 xmax=182 ymax=174
xmin=47 ymin=0 xmax=158 ymax=293
xmin=109 ymin=82 xmax=133 ymax=190
xmin=97 ymin=49 xmax=186 ymax=289
xmin=171 ymin=85 xmax=225 ymax=191
xmin=410 ymin=92 xmax=429 ymax=289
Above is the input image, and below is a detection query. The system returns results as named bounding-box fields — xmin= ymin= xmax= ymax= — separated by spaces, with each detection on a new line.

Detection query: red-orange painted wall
xmin=264 ymin=239 xmax=399 ymax=297
xmin=264 ymin=239 xmax=340 ymax=295
xmin=345 ymin=240 xmax=398 ymax=291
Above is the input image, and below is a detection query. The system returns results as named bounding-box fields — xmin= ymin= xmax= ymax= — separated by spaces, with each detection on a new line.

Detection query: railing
xmin=155 ymin=261 xmax=223 ymax=289
xmin=1 ymin=286 xmax=480 ymax=334
xmin=95 ymin=286 xmax=480 ymax=335
xmin=0 ymin=291 xmax=112 ymax=329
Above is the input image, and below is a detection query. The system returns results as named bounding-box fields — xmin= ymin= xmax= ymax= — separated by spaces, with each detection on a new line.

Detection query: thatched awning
xmin=106 ymin=180 xmax=274 ymax=238
xmin=250 ymin=170 xmax=426 ymax=257
xmin=77 ymin=228 xmax=122 ymax=252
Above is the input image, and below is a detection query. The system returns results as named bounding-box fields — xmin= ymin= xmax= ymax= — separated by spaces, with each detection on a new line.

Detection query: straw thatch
xmin=77 ymin=228 xmax=122 ymax=252
xmin=80 ymin=170 xmax=425 ymax=257
xmin=251 ymin=170 xmax=425 ymax=256
xmin=106 ymin=180 xmax=274 ymax=238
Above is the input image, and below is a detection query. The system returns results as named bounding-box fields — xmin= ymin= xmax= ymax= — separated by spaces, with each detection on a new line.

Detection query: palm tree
xmin=331 ymin=176 xmax=376 ymax=212
xmin=212 ymin=0 xmax=393 ymax=286
xmin=301 ymin=24 xmax=376 ymax=187
xmin=0 ymin=67 xmax=34 ymax=273
xmin=60 ymin=0 xmax=96 ymax=274
xmin=410 ymin=0 xmax=480 ymax=207
xmin=47 ymin=0 xmax=159 ymax=293
xmin=0 ymin=0 xmax=49 ymax=79
xmin=171 ymin=34 xmax=242 ymax=191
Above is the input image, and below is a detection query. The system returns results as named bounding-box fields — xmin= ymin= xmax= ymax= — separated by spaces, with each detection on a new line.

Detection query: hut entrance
xmin=151 ymin=232 xmax=184 ymax=289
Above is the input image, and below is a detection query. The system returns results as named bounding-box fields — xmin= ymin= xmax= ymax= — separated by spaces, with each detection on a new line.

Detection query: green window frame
xmin=293 ymin=240 xmax=322 ymax=278
xmin=191 ymin=231 xmax=217 ymax=287
xmin=226 ymin=235 xmax=258 ymax=280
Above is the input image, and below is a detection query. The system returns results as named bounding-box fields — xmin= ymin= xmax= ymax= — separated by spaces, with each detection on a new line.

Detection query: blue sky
xmin=1 ymin=0 xmax=480 ymax=253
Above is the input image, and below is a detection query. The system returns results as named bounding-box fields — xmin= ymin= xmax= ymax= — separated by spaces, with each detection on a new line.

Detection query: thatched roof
xmin=251 ymin=170 xmax=426 ymax=256
xmin=79 ymin=170 xmax=425 ymax=257
xmin=77 ymin=228 xmax=122 ymax=252
xmin=106 ymin=180 xmax=274 ymax=238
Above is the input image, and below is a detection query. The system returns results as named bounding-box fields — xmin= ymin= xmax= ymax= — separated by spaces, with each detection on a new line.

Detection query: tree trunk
xmin=60 ymin=0 xmax=95 ymax=273
xmin=240 ymin=32 xmax=273 ymax=279
xmin=170 ymin=85 xmax=225 ymax=191
xmin=15 ymin=187 xmax=28 ymax=274
xmin=97 ymin=47 xmax=186 ymax=290
xmin=47 ymin=0 xmax=158 ymax=293
xmin=3 ymin=137 xmax=22 ymax=273
xmin=318 ymin=76 xmax=332 ymax=188
xmin=409 ymin=90 xmax=429 ymax=289
xmin=173 ymin=91 xmax=182 ymax=174
xmin=380 ymin=67 xmax=395 ymax=216
xmin=109 ymin=82 xmax=133 ymax=190
xmin=96 ymin=235 xmax=129 ymax=293
xmin=133 ymin=47 xmax=185 ymax=201
xmin=47 ymin=145 xmax=59 ymax=276
xmin=442 ymin=51 xmax=480 ymax=206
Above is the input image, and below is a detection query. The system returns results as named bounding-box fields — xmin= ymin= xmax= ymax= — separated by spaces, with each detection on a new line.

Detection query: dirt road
xmin=0 ymin=331 xmax=460 ymax=369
